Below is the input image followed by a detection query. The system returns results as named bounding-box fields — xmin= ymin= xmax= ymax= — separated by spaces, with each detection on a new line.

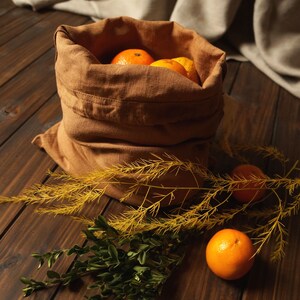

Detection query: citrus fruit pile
xmin=110 ymin=48 xmax=200 ymax=84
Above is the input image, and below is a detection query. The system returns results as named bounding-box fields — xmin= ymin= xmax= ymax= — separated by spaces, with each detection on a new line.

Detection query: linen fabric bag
xmin=32 ymin=16 xmax=226 ymax=207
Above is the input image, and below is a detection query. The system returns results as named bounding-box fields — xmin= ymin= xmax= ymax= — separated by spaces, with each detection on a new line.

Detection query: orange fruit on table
xmin=231 ymin=164 xmax=267 ymax=203
xmin=150 ymin=59 xmax=188 ymax=77
xmin=172 ymin=57 xmax=200 ymax=84
xmin=206 ymin=228 xmax=255 ymax=280
xmin=111 ymin=49 xmax=154 ymax=65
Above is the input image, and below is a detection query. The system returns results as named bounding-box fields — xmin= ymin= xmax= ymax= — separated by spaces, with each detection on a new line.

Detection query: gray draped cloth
xmin=13 ymin=0 xmax=300 ymax=98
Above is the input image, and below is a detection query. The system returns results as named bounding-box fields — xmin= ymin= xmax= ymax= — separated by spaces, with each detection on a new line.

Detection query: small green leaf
xmin=47 ymin=270 xmax=60 ymax=279
xmin=138 ymin=251 xmax=147 ymax=265
xmin=133 ymin=266 xmax=150 ymax=274
xmin=20 ymin=277 xmax=33 ymax=285
xmin=137 ymin=244 xmax=150 ymax=252
xmin=22 ymin=287 xmax=34 ymax=297
xmin=97 ymin=272 xmax=113 ymax=280
xmin=108 ymin=244 xmax=118 ymax=261
xmin=83 ymin=229 xmax=98 ymax=241
xmin=31 ymin=253 xmax=44 ymax=269
xmin=127 ymin=251 xmax=138 ymax=258
xmin=67 ymin=244 xmax=89 ymax=256
xmin=54 ymin=252 xmax=63 ymax=262
xmin=61 ymin=274 xmax=75 ymax=286
xmin=31 ymin=253 xmax=41 ymax=258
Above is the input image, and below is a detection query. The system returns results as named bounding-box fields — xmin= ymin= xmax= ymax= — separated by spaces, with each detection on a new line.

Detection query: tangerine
xmin=206 ymin=228 xmax=255 ymax=280
xmin=150 ymin=59 xmax=188 ymax=77
xmin=172 ymin=57 xmax=200 ymax=84
xmin=231 ymin=164 xmax=267 ymax=203
xmin=111 ymin=49 xmax=154 ymax=65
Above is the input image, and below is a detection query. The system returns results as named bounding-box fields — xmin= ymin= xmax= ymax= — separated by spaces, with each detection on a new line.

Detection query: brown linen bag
xmin=32 ymin=16 xmax=226 ymax=207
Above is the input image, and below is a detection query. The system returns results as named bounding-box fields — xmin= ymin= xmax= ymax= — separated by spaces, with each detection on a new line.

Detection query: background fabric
xmin=12 ymin=0 xmax=300 ymax=98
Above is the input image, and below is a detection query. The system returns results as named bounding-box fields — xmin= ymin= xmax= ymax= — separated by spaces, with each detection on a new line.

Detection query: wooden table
xmin=0 ymin=2 xmax=299 ymax=299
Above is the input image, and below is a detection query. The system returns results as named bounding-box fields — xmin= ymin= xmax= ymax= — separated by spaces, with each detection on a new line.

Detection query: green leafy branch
xmin=21 ymin=215 xmax=186 ymax=299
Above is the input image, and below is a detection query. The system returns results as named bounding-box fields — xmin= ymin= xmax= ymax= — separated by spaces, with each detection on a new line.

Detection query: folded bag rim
xmin=54 ymin=16 xmax=226 ymax=126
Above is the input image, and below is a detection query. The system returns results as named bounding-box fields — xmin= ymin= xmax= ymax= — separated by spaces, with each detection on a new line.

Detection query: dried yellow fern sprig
xmin=0 ymin=146 xmax=299 ymax=262
xmin=107 ymin=150 xmax=299 ymax=261
xmin=0 ymin=178 xmax=108 ymax=215
xmin=108 ymin=163 xmax=299 ymax=228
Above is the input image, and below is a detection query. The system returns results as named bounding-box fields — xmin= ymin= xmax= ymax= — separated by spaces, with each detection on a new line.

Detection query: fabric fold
xmin=32 ymin=17 xmax=226 ymax=206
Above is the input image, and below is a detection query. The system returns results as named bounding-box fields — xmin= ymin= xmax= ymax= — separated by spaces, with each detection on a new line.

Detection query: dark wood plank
xmin=0 ymin=2 xmax=298 ymax=299
xmin=243 ymin=89 xmax=300 ymax=300
xmin=0 ymin=0 xmax=15 ymax=16
xmin=0 ymin=5 xmax=89 ymax=237
xmin=0 ymin=94 xmax=61 ymax=234
xmin=272 ymin=89 xmax=300 ymax=162
xmin=0 ymin=8 xmax=51 ymax=46
xmin=222 ymin=62 xmax=280 ymax=145
xmin=0 ymin=93 xmax=111 ymax=299
xmin=272 ymin=217 xmax=300 ymax=300
xmin=0 ymin=48 xmax=56 ymax=145
xmin=0 ymin=11 xmax=88 ymax=87
xmin=223 ymin=61 xmax=240 ymax=93
xmin=0 ymin=7 xmax=100 ymax=299
xmin=242 ymin=226 xmax=300 ymax=300
xmin=0 ymin=189 xmax=110 ymax=300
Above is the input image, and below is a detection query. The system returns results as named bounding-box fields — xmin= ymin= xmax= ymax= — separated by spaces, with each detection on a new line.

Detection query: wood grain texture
xmin=0 ymin=94 xmax=60 ymax=234
xmin=0 ymin=11 xmax=88 ymax=86
xmin=0 ymin=8 xmax=51 ymax=46
xmin=272 ymin=91 xmax=300 ymax=300
xmin=222 ymin=63 xmax=280 ymax=145
xmin=0 ymin=2 xmax=299 ymax=300
xmin=0 ymin=48 xmax=56 ymax=144
xmin=0 ymin=0 xmax=14 ymax=16
xmin=223 ymin=61 xmax=240 ymax=93
xmin=272 ymin=89 xmax=300 ymax=162
xmin=0 ymin=189 xmax=110 ymax=300
xmin=242 ymin=87 xmax=300 ymax=300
